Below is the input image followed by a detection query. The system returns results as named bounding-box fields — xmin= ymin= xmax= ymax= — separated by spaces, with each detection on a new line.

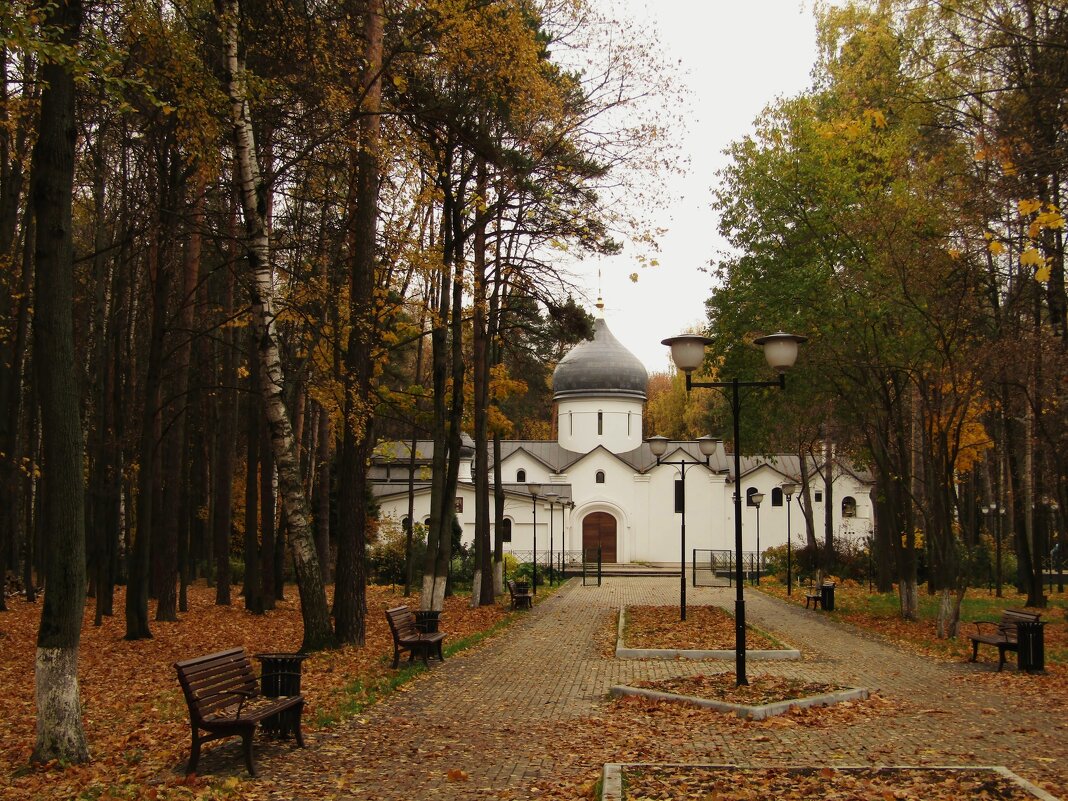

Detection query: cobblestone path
xmin=243 ymin=578 xmax=1065 ymax=800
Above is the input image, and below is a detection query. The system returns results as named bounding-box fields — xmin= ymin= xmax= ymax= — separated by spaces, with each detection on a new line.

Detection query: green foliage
xmin=368 ymin=518 xmax=427 ymax=586
xmin=502 ymin=552 xmax=519 ymax=576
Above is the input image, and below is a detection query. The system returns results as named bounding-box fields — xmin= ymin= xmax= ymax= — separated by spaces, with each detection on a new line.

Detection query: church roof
xmin=371 ymin=439 xmax=872 ymax=484
xmin=551 ymin=317 xmax=648 ymax=401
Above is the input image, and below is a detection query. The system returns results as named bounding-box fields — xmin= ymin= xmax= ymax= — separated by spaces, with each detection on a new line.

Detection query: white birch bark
xmin=218 ymin=0 xmax=332 ymax=649
xmin=34 ymin=648 xmax=89 ymax=762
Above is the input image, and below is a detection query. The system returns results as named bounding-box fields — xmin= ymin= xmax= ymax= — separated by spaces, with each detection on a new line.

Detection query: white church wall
xmin=556 ymin=396 xmax=644 ymax=454
xmin=639 ymin=463 xmax=729 ymax=562
xmin=727 ymin=465 xmax=874 ymax=554
xmin=498 ymin=450 xmax=555 ymax=488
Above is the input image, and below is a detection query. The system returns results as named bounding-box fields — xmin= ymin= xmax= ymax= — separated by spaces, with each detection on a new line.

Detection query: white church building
xmin=370 ymin=307 xmax=874 ymax=566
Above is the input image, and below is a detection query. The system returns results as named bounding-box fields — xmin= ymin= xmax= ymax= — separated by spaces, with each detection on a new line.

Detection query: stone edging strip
xmin=615 ymin=606 xmax=801 ymax=661
xmin=599 ymin=764 xmax=1062 ymax=801
xmin=608 ymin=684 xmax=869 ymax=719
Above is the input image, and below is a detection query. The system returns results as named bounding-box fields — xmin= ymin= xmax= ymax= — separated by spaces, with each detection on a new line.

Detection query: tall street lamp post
xmin=751 ymin=491 xmax=765 ymax=585
xmin=648 ymin=435 xmax=720 ymax=621
xmin=782 ymin=482 xmax=798 ymax=595
xmin=662 ymin=331 xmax=806 ymax=686
xmin=527 ymin=483 xmax=542 ymax=593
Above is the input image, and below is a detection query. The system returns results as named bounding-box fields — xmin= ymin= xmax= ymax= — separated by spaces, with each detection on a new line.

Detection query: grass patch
xmin=759 ymin=578 xmax=1067 ymax=665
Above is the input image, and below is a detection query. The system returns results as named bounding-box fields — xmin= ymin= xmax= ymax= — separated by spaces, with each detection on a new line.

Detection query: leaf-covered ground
xmin=758 ymin=579 xmax=1067 ymax=667
xmin=633 ymin=673 xmax=845 ymax=706
xmin=622 ymin=605 xmax=780 ymax=651
xmin=0 ymin=583 xmax=509 ymax=801
xmin=622 ymin=765 xmax=1045 ymax=800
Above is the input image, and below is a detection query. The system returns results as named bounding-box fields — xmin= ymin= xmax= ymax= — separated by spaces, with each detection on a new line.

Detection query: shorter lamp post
xmin=997 ymin=506 xmax=1006 ymax=597
xmin=648 ymin=434 xmax=720 ymax=621
xmin=564 ymin=500 xmax=575 ymax=576
xmin=545 ymin=488 xmax=559 ymax=585
xmin=527 ymin=483 xmax=542 ymax=593
xmin=782 ymin=482 xmax=798 ymax=595
xmin=1045 ymin=499 xmax=1058 ymax=594
xmin=981 ymin=504 xmax=993 ymax=591
xmin=751 ymin=492 xmax=764 ymax=584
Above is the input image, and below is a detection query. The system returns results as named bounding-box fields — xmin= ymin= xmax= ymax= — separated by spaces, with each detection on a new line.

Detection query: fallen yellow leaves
xmin=0 ymin=583 xmax=509 ymax=801
xmin=621 ymin=605 xmax=780 ymax=651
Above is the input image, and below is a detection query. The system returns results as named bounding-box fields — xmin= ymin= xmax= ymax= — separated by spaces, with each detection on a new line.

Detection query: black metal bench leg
xmin=997 ymin=647 xmax=1006 ymax=672
xmin=293 ymin=702 xmax=305 ymax=747
xmin=242 ymin=731 xmax=257 ymax=777
xmin=970 ymin=640 xmax=979 ymax=662
xmin=187 ymin=729 xmax=201 ymax=775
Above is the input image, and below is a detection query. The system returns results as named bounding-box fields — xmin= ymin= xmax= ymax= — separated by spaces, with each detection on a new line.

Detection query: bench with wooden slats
xmin=508 ymin=579 xmax=534 ymax=610
xmin=385 ymin=606 xmax=445 ymax=668
xmin=174 ymin=647 xmax=304 ymax=776
xmin=968 ymin=608 xmax=1042 ymax=671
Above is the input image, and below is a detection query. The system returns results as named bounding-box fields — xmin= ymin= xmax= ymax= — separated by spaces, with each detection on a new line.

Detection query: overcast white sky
xmin=572 ymin=1 xmax=820 ymax=372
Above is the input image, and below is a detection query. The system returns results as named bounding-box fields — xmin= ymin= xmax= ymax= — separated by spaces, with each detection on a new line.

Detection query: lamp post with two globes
xmin=648 ymin=434 xmax=720 ymax=621
xmin=661 ymin=331 xmax=806 ymax=686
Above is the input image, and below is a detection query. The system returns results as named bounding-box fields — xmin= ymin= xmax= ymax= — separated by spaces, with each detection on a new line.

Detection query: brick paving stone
xmin=251 ymin=578 xmax=1066 ymax=800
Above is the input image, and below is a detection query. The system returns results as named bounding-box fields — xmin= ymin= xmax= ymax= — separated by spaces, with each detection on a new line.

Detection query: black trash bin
xmin=414 ymin=609 xmax=442 ymax=634
xmin=1015 ymin=621 xmax=1045 ymax=672
xmin=820 ymin=582 xmax=836 ymax=612
xmin=255 ymin=653 xmax=308 ymax=737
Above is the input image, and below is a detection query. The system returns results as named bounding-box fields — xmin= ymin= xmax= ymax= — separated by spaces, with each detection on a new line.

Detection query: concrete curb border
xmin=599 ymin=764 xmax=1062 ymax=801
xmin=608 ymin=684 xmax=870 ymax=719
xmin=614 ymin=606 xmax=801 ymax=661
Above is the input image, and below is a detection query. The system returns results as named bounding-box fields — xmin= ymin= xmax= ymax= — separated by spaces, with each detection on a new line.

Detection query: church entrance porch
xmin=582 ymin=511 xmax=618 ymax=563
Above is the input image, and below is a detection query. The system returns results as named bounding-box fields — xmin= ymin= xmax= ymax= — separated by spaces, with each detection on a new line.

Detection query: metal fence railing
xmin=505 ymin=549 xmax=585 ymax=586
xmin=692 ymin=549 xmax=764 ymax=587
xmin=582 ymin=547 xmax=602 ymax=586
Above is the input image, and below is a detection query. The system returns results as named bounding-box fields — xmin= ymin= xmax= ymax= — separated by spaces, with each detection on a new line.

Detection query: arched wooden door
xmin=582 ymin=512 xmax=617 ymax=563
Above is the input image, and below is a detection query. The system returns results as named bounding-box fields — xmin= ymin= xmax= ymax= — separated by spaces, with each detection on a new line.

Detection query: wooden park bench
xmin=174 ymin=647 xmax=304 ymax=777
xmin=385 ymin=606 xmax=446 ymax=669
xmin=508 ymin=579 xmax=534 ymax=610
xmin=804 ymin=582 xmax=834 ymax=610
xmin=968 ymin=608 xmax=1042 ymax=672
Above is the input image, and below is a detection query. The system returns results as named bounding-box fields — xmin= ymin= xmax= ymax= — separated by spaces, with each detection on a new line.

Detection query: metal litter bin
xmin=255 ymin=652 xmax=307 ymax=737
xmin=414 ymin=609 xmax=442 ymax=634
xmin=1015 ymin=621 xmax=1045 ymax=672
xmin=820 ymin=583 xmax=836 ymax=612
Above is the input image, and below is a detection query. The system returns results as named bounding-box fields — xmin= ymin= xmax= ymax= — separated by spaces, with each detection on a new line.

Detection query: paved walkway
xmin=253 ymin=577 xmax=1065 ymax=800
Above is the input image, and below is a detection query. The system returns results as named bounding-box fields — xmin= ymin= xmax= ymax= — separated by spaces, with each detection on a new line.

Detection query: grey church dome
xmin=552 ymin=317 xmax=648 ymax=401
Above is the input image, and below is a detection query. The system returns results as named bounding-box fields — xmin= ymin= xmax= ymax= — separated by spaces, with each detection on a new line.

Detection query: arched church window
xmin=517 ymin=468 xmax=526 ymax=483
xmin=597 ymin=411 xmax=603 ymax=435
xmin=595 ymin=470 xmax=605 ymax=484
xmin=501 ymin=518 xmax=512 ymax=543
xmin=771 ymin=488 xmax=783 ymax=507
xmin=842 ymin=496 xmax=857 ymax=517
xmin=746 ymin=487 xmax=760 ymax=506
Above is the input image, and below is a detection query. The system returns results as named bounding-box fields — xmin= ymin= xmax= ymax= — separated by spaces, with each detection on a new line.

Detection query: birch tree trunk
xmin=29 ymin=0 xmax=89 ymax=763
xmin=218 ymin=0 xmax=332 ymax=650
